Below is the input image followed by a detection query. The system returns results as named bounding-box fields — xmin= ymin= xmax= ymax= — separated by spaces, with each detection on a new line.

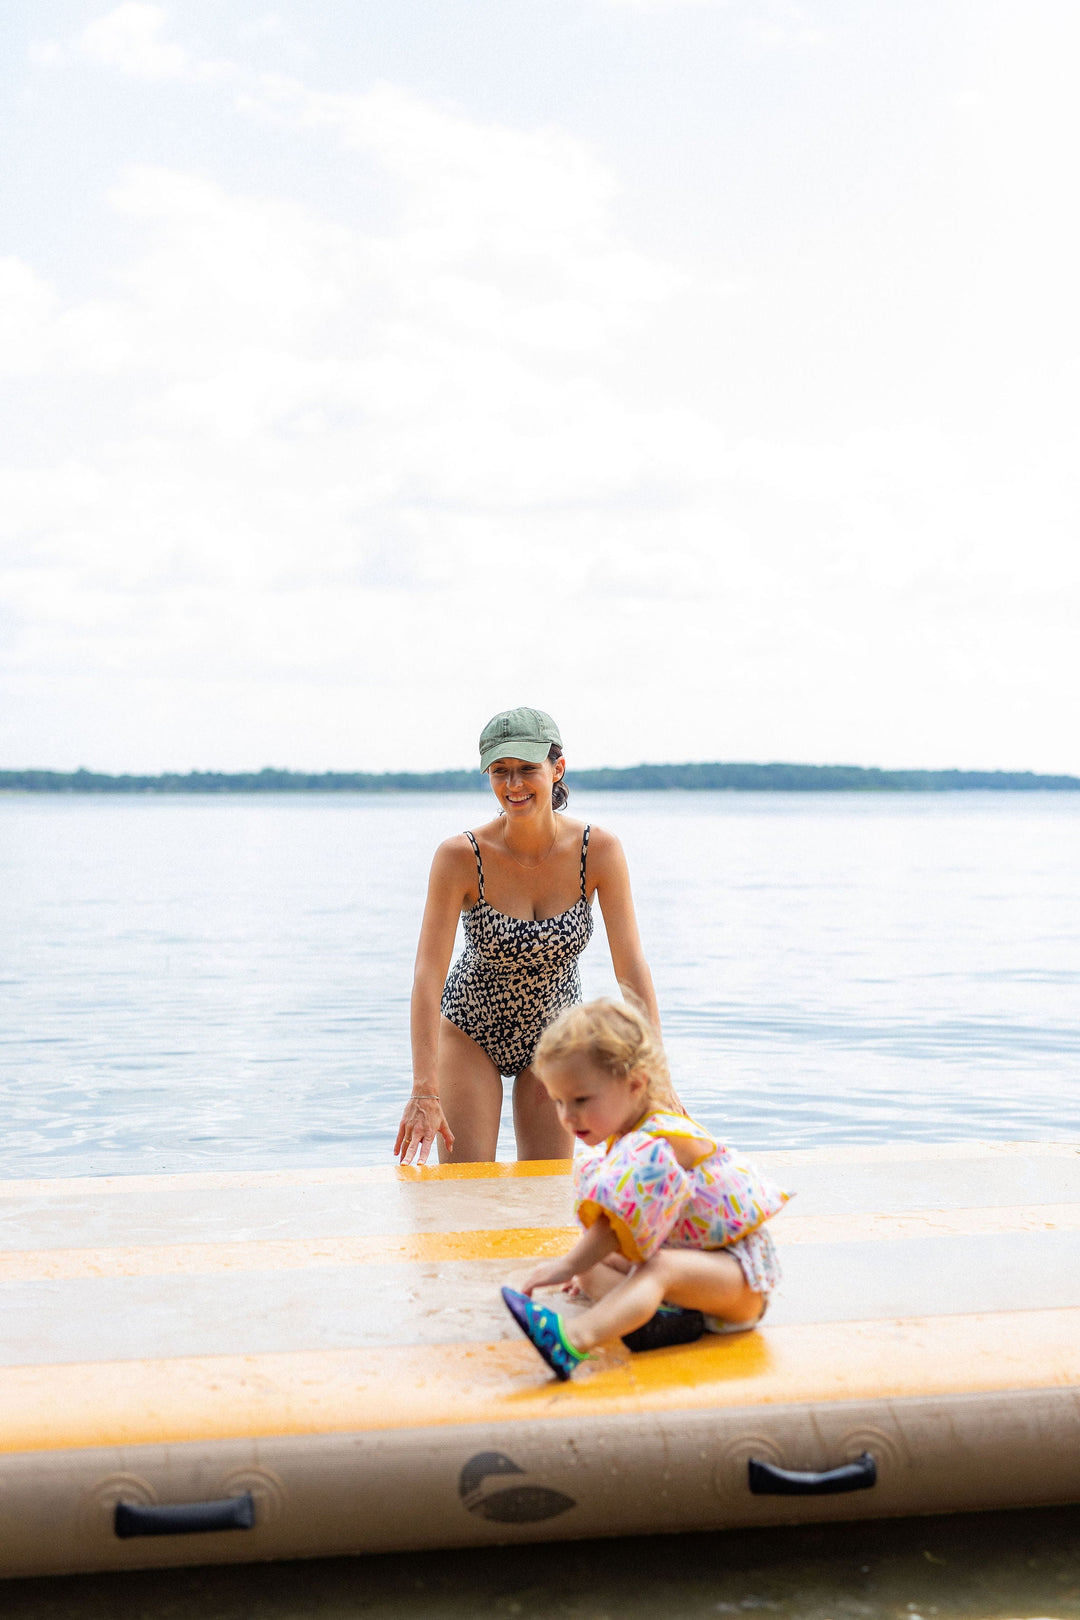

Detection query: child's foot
xmin=501 ymin=1287 xmax=589 ymax=1382
xmin=621 ymin=1304 xmax=706 ymax=1352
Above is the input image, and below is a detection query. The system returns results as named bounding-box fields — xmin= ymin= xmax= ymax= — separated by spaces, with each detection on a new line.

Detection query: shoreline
xmin=4 ymin=763 xmax=1080 ymax=794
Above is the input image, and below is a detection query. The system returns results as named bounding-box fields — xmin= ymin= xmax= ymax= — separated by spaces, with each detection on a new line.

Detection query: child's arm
xmin=521 ymin=1217 xmax=621 ymax=1295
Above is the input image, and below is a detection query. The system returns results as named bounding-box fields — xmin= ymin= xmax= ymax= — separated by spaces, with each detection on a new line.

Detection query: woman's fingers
xmin=395 ymin=1112 xmax=419 ymax=1163
xmin=395 ymin=1100 xmax=449 ymax=1164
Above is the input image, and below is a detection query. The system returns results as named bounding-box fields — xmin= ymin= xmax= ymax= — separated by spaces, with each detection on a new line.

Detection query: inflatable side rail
xmin=748 ymin=1453 xmax=877 ymax=1496
xmin=114 ymin=1493 xmax=256 ymax=1538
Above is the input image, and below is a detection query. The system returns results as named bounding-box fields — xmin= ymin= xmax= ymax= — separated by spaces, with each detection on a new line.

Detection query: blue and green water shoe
xmin=501 ymin=1286 xmax=589 ymax=1381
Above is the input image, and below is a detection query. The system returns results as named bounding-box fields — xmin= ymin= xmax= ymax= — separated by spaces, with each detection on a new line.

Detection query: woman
xmin=395 ymin=706 xmax=660 ymax=1166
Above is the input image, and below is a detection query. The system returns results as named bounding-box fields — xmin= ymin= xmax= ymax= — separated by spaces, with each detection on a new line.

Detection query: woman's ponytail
xmin=549 ymin=744 xmax=569 ymax=811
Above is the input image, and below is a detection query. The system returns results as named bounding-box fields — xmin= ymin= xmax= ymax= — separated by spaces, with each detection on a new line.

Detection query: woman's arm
xmin=588 ymin=828 xmax=661 ymax=1033
xmin=394 ymin=838 xmax=471 ymax=1164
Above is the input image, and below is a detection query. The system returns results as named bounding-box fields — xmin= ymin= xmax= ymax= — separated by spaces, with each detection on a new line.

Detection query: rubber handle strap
xmin=747 ymin=1452 xmax=877 ymax=1496
xmin=114 ymin=1492 xmax=256 ymax=1538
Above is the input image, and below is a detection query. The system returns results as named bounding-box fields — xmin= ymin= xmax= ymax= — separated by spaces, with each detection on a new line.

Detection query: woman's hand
xmin=394 ymin=1096 xmax=454 ymax=1165
xmin=402 ymin=838 xmax=472 ymax=1164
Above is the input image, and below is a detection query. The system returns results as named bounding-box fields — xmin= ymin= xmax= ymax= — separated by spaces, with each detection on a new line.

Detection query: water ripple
xmin=2 ymin=791 xmax=1078 ymax=1174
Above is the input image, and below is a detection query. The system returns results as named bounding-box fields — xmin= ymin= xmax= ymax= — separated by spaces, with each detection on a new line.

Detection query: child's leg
xmin=563 ymin=1247 xmax=762 ymax=1355
xmin=568 ymin=1253 xmax=632 ymax=1303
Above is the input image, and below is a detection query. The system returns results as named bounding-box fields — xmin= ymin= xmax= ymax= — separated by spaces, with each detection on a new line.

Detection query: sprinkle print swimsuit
xmin=440 ymin=827 xmax=594 ymax=1077
xmin=573 ymin=1109 xmax=790 ymax=1301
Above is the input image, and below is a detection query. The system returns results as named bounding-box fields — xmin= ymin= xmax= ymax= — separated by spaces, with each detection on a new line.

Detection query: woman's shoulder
xmin=460 ymin=815 xmax=503 ymax=843
xmin=430 ymin=830 xmax=484 ymax=876
xmin=575 ymin=821 xmax=623 ymax=864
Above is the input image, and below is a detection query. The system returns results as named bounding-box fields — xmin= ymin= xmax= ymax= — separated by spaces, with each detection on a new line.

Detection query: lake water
xmin=2 ymin=791 xmax=1078 ymax=1178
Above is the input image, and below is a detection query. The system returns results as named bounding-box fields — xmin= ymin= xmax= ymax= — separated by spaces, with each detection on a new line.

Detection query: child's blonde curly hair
xmin=534 ymin=997 xmax=680 ymax=1113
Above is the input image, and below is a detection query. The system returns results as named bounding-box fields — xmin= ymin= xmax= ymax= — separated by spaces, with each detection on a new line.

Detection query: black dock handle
xmin=748 ymin=1452 xmax=877 ymax=1496
xmin=114 ymin=1492 xmax=256 ymax=1538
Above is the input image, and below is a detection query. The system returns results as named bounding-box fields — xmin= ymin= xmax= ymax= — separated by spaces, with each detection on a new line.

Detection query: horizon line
xmin=3 ymin=761 xmax=1079 ymax=792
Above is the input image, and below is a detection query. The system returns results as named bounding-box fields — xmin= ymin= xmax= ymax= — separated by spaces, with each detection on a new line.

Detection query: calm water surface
xmin=7 ymin=1506 xmax=1080 ymax=1620
xmin=2 ymin=791 xmax=1078 ymax=1177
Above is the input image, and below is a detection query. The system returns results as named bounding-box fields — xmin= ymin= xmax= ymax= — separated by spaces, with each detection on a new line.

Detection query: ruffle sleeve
xmin=573 ymin=1130 xmax=694 ymax=1263
xmin=641 ymin=1109 xmax=716 ymax=1166
xmin=671 ymin=1144 xmax=791 ymax=1248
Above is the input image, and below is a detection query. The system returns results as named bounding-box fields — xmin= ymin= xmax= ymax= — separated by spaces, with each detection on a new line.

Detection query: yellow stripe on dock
xmin=2 ymin=1308 xmax=1079 ymax=1455
xmin=0 ymin=1227 xmax=578 ymax=1281
xmin=3 ymin=1203 xmax=1078 ymax=1281
xmin=1 ymin=1140 xmax=1074 ymax=1200
xmin=0 ymin=1158 xmax=574 ymax=1200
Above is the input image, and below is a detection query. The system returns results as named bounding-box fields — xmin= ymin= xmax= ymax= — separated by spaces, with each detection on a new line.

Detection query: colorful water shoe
xmin=501 ymin=1287 xmax=589 ymax=1381
xmin=621 ymin=1304 xmax=706 ymax=1353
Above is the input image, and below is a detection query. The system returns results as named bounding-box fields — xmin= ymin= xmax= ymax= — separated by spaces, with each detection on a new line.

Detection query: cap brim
xmin=480 ymin=739 xmax=554 ymax=772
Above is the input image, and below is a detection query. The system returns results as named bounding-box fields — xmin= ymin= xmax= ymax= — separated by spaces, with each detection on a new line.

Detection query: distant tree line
xmin=2 ymin=763 xmax=1078 ymax=793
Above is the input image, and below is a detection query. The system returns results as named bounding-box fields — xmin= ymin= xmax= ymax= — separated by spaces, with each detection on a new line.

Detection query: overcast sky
xmin=2 ymin=0 xmax=1077 ymax=774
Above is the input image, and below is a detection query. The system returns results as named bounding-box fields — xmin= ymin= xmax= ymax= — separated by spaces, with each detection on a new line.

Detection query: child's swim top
xmin=573 ymin=1108 xmax=791 ymax=1264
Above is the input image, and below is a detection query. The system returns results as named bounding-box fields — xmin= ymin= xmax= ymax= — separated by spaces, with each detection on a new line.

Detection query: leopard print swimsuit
xmin=440 ymin=826 xmax=593 ymax=1077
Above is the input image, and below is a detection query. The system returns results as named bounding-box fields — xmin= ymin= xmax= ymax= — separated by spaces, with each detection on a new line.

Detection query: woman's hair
xmin=534 ymin=997 xmax=678 ymax=1111
xmin=549 ymin=744 xmax=569 ymax=811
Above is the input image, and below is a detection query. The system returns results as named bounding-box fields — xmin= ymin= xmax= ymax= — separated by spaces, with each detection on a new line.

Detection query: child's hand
xmin=521 ymin=1257 xmax=575 ymax=1295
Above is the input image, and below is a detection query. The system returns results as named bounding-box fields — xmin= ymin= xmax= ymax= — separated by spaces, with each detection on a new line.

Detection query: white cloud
xmin=4 ymin=61 xmax=695 ymax=499
xmin=598 ymin=0 xmax=728 ymax=10
xmin=75 ymin=3 xmax=234 ymax=83
xmin=0 ymin=65 xmax=720 ymax=738
xmin=3 ymin=4 xmax=1079 ymax=772
xmin=78 ymin=4 xmax=190 ymax=79
xmin=242 ymin=75 xmax=680 ymax=341
xmin=597 ymin=0 xmax=821 ymax=47
xmin=0 ymin=259 xmax=57 ymax=371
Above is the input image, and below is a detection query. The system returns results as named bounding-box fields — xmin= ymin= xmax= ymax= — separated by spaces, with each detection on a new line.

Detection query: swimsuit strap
xmin=463 ymin=830 xmax=484 ymax=901
xmin=580 ymin=824 xmax=591 ymax=901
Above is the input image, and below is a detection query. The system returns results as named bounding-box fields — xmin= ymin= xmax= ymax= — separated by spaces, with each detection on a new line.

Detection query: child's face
xmin=539 ymin=1055 xmax=648 ymax=1147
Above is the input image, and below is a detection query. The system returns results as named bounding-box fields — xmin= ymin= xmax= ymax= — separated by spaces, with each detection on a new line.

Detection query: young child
xmin=502 ymin=998 xmax=790 ymax=1380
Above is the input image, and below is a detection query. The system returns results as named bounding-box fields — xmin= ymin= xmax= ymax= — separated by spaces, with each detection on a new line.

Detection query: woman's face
xmin=487 ymin=754 xmax=563 ymax=817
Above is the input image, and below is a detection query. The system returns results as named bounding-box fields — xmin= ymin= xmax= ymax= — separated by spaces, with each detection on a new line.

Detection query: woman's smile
xmin=489 ymin=758 xmax=550 ymax=814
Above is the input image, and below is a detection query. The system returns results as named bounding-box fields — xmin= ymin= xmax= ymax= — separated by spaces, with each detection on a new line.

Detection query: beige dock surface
xmin=1 ymin=1142 xmax=1079 ymax=1576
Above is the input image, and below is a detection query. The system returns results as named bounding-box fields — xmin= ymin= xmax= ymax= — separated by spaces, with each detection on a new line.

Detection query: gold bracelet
xmin=412 ymin=1094 xmax=440 ymax=1101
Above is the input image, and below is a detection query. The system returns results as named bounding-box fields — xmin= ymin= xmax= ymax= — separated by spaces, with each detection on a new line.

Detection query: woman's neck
xmin=500 ymin=809 xmax=560 ymax=865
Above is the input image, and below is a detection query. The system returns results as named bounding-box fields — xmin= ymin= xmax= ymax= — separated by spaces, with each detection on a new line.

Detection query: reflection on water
xmin=2 ymin=791 xmax=1079 ymax=1177
xmin=5 ymin=1505 xmax=1080 ymax=1619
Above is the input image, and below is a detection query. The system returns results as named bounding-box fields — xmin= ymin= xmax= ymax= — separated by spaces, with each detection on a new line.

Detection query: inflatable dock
xmin=2 ymin=1140 xmax=1079 ymax=1577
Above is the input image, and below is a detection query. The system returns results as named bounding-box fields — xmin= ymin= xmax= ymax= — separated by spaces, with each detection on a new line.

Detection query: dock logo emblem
xmin=458 ymin=1451 xmax=576 ymax=1524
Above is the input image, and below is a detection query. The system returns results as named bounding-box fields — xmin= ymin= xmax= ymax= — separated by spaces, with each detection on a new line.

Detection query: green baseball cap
xmin=479 ymin=707 xmax=563 ymax=773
